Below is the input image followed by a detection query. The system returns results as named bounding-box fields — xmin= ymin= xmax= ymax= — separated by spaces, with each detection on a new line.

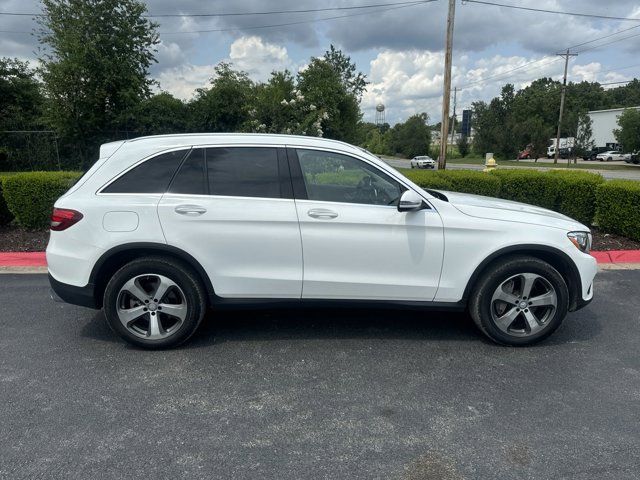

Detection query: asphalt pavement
xmin=384 ymin=158 xmax=640 ymax=180
xmin=1 ymin=272 xmax=639 ymax=480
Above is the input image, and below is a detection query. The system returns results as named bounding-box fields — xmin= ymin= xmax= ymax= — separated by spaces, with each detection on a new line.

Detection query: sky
xmin=1 ymin=0 xmax=640 ymax=124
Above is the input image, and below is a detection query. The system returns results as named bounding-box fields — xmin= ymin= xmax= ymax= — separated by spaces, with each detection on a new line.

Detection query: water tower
xmin=375 ymin=103 xmax=385 ymax=126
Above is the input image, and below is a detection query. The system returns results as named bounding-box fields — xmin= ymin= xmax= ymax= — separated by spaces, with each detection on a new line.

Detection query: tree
xmin=190 ymin=63 xmax=255 ymax=133
xmin=388 ymin=113 xmax=430 ymax=158
xmin=322 ymin=45 xmax=368 ymax=99
xmin=297 ymin=56 xmax=361 ymax=142
xmin=38 ymin=0 xmax=159 ymax=168
xmin=133 ymin=92 xmax=189 ymax=136
xmin=574 ymin=112 xmax=594 ymax=159
xmin=0 ymin=58 xmax=51 ymax=170
xmin=614 ymin=108 xmax=640 ymax=153
xmin=456 ymin=135 xmax=469 ymax=157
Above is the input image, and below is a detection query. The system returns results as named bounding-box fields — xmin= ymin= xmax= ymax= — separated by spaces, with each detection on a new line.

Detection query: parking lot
xmin=1 ymin=271 xmax=639 ymax=480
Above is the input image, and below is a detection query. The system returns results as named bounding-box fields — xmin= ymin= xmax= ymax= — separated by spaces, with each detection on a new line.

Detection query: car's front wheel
xmin=103 ymin=256 xmax=207 ymax=349
xmin=469 ymin=256 xmax=569 ymax=346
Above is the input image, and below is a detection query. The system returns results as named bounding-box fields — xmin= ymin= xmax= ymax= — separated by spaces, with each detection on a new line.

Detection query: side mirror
xmin=398 ymin=189 xmax=425 ymax=212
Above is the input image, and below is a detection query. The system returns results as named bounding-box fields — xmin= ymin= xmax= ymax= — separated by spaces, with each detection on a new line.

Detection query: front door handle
xmin=175 ymin=204 xmax=207 ymax=216
xmin=308 ymin=208 xmax=338 ymax=219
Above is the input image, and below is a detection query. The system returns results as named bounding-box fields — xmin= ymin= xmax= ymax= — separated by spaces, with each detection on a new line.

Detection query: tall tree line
xmin=472 ymin=78 xmax=640 ymax=159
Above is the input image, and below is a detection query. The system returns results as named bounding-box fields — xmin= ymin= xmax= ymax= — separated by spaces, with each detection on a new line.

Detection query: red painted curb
xmin=0 ymin=252 xmax=47 ymax=267
xmin=0 ymin=250 xmax=639 ymax=268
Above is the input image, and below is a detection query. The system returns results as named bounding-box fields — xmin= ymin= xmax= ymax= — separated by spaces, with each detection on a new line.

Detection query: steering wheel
xmin=353 ymin=175 xmax=392 ymax=204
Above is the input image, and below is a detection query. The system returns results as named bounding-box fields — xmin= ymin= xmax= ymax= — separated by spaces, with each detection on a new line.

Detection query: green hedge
xmin=596 ymin=180 xmax=640 ymax=241
xmin=0 ymin=174 xmax=13 ymax=226
xmin=548 ymin=170 xmax=604 ymax=225
xmin=1 ymin=171 xmax=82 ymax=229
xmin=488 ymin=169 xmax=558 ymax=209
xmin=403 ymin=168 xmax=614 ymax=227
xmin=404 ymin=169 xmax=502 ymax=197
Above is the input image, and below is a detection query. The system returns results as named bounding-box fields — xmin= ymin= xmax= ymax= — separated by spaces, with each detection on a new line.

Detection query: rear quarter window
xmin=102 ymin=149 xmax=189 ymax=194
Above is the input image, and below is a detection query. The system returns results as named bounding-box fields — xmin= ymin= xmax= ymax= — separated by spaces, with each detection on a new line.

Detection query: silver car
xmin=410 ymin=155 xmax=436 ymax=169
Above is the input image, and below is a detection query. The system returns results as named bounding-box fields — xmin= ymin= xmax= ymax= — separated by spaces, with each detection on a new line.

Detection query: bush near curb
xmin=403 ymin=169 xmax=454 ymax=190
xmin=403 ymin=168 xmax=616 ymax=227
xmin=0 ymin=174 xmax=13 ymax=225
xmin=596 ymin=180 xmax=640 ymax=241
xmin=1 ymin=171 xmax=82 ymax=229
xmin=548 ymin=170 xmax=604 ymax=225
xmin=403 ymin=169 xmax=502 ymax=197
xmin=488 ymin=169 xmax=559 ymax=210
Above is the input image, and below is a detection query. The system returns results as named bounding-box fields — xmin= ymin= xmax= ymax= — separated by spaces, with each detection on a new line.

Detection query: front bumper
xmin=48 ymin=273 xmax=99 ymax=309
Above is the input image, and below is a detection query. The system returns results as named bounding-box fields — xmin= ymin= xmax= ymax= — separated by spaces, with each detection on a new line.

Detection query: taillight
xmin=50 ymin=208 xmax=83 ymax=231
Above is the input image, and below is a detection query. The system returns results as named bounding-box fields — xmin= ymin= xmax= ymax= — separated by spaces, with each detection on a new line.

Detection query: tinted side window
xmin=102 ymin=149 xmax=188 ymax=194
xmin=206 ymin=147 xmax=281 ymax=199
xmin=296 ymin=149 xmax=402 ymax=206
xmin=169 ymin=148 xmax=206 ymax=195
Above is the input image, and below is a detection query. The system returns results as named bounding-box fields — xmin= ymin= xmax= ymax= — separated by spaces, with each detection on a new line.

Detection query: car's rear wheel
xmin=469 ymin=256 xmax=569 ymax=346
xmin=103 ymin=256 xmax=207 ymax=349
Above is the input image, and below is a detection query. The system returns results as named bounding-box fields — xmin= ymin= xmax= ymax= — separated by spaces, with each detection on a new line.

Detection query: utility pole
xmin=449 ymin=86 xmax=457 ymax=156
xmin=554 ymin=49 xmax=577 ymax=164
xmin=438 ymin=0 xmax=456 ymax=170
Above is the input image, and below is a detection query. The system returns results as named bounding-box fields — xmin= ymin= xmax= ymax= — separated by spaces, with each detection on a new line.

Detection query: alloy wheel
xmin=490 ymin=273 xmax=557 ymax=337
xmin=116 ymin=274 xmax=187 ymax=340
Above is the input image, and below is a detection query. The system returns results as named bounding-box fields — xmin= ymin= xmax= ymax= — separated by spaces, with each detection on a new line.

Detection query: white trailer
xmin=586 ymin=106 xmax=640 ymax=151
xmin=546 ymin=137 xmax=575 ymax=158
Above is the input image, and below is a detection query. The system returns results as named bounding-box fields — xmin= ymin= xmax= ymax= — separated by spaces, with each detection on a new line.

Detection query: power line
xmin=0 ymin=1 xmax=435 ymax=35
xmin=600 ymin=80 xmax=636 ymax=86
xmin=458 ymin=22 xmax=640 ymax=90
xmin=463 ymin=0 xmax=640 ymax=22
xmin=159 ymin=1 xmax=433 ymax=34
xmin=565 ymin=24 xmax=640 ymax=50
xmin=0 ymin=0 xmax=434 ymax=18
xmin=576 ymin=31 xmax=640 ymax=54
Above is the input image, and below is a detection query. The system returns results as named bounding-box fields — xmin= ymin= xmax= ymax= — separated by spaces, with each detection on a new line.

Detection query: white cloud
xmin=155 ymin=64 xmax=214 ymax=100
xmin=154 ymin=35 xmax=293 ymax=99
xmin=227 ymin=36 xmax=292 ymax=80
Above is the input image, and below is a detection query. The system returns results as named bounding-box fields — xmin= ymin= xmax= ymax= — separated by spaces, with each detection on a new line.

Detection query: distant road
xmin=382 ymin=157 xmax=640 ymax=181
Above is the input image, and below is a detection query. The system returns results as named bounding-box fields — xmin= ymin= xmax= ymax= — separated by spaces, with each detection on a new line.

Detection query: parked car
xmin=517 ymin=145 xmax=533 ymax=160
xmin=47 ymin=134 xmax=596 ymax=348
xmin=410 ymin=155 xmax=436 ymax=169
xmin=624 ymin=152 xmax=639 ymax=164
xmin=596 ymin=150 xmax=626 ymax=162
xmin=583 ymin=147 xmax=608 ymax=161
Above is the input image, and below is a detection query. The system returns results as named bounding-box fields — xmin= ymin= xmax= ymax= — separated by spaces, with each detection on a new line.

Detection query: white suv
xmin=47 ymin=134 xmax=597 ymax=348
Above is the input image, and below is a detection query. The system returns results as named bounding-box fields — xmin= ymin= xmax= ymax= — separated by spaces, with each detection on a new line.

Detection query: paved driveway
xmin=1 ymin=272 xmax=639 ymax=479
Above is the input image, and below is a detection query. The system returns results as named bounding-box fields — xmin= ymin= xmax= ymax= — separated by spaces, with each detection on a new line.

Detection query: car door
xmin=157 ymin=146 xmax=303 ymax=299
xmin=289 ymin=147 xmax=444 ymax=301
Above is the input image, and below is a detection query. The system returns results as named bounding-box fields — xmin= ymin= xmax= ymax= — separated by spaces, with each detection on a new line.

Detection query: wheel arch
xmin=89 ymin=243 xmax=215 ymax=308
xmin=462 ymin=244 xmax=582 ymax=312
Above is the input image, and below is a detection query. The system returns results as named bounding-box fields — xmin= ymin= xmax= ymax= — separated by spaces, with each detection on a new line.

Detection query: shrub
xmin=596 ymin=180 xmax=640 ymax=241
xmin=401 ymin=169 xmax=453 ymax=190
xmin=548 ymin=170 xmax=604 ymax=225
xmin=0 ymin=174 xmax=13 ymax=225
xmin=1 ymin=171 xmax=82 ymax=229
xmin=436 ymin=170 xmax=501 ymax=197
xmin=489 ymin=169 xmax=559 ymax=209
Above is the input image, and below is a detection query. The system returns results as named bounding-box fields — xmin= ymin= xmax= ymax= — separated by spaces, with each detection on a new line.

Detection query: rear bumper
xmin=48 ymin=273 xmax=98 ymax=309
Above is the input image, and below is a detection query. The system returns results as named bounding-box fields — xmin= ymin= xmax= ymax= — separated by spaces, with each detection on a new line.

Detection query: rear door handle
xmin=175 ymin=204 xmax=207 ymax=216
xmin=308 ymin=208 xmax=338 ymax=219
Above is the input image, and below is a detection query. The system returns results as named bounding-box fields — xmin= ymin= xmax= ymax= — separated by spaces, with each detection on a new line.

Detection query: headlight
xmin=567 ymin=231 xmax=592 ymax=253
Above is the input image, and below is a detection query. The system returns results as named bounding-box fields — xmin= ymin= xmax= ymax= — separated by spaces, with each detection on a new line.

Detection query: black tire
xmin=469 ymin=255 xmax=569 ymax=346
xmin=607 ymin=156 xmax=612 ymax=162
xmin=103 ymin=256 xmax=207 ymax=349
